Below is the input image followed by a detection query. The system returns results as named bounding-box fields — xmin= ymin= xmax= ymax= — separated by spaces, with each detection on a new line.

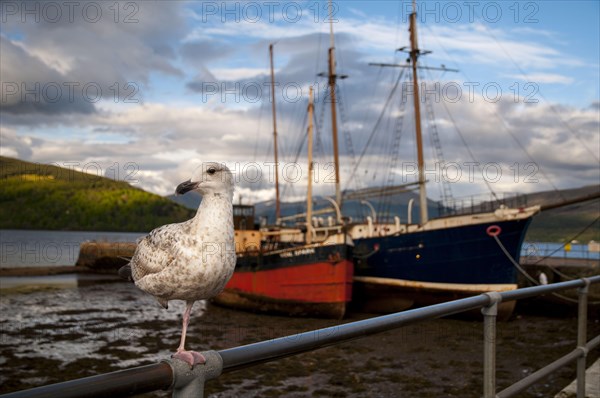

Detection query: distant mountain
xmin=0 ymin=156 xmax=194 ymax=232
xmin=167 ymin=191 xmax=202 ymax=211
xmin=252 ymin=191 xmax=441 ymax=225
xmin=521 ymin=185 xmax=599 ymax=209
xmin=168 ymin=187 xmax=440 ymax=225
xmin=440 ymin=185 xmax=599 ymax=242
xmin=524 ymin=185 xmax=599 ymax=242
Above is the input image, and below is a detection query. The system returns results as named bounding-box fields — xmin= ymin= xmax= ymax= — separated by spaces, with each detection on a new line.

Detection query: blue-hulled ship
xmin=348 ymin=206 xmax=538 ymax=317
xmin=341 ymin=3 xmax=540 ymax=318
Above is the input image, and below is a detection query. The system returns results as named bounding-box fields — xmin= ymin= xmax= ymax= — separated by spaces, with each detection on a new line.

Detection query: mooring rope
xmin=529 ymin=216 xmax=599 ymax=269
xmin=491 ymin=233 xmax=599 ymax=305
xmin=517 ymin=216 xmax=599 ymax=282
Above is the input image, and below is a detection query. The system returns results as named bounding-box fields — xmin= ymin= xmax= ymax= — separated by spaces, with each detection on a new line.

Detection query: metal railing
xmin=522 ymin=241 xmax=600 ymax=261
xmin=2 ymin=275 xmax=599 ymax=398
xmin=438 ymin=192 xmax=528 ymax=217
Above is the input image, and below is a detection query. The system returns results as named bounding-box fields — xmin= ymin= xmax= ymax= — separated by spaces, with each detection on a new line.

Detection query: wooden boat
xmin=212 ymin=83 xmax=354 ymax=318
xmin=213 ymin=224 xmax=353 ymax=318
xmin=342 ymin=2 xmax=539 ymax=319
xmin=348 ymin=210 xmax=537 ymax=319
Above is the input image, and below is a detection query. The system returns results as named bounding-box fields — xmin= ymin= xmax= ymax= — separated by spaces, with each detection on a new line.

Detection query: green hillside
xmin=526 ymin=198 xmax=599 ymax=243
xmin=0 ymin=156 xmax=194 ymax=232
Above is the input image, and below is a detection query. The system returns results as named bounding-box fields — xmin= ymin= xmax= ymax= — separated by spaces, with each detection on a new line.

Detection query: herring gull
xmin=119 ymin=162 xmax=235 ymax=366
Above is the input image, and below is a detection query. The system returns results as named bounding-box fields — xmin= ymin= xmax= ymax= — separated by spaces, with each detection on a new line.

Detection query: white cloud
xmin=507 ymin=73 xmax=574 ymax=85
xmin=1 ymin=1 xmax=185 ymax=116
xmin=0 ymin=126 xmax=34 ymax=158
xmin=1 ymin=1 xmax=597 ymax=203
xmin=212 ymin=68 xmax=270 ymax=81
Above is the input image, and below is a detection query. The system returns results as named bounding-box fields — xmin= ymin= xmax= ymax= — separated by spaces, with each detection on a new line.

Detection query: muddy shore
xmin=1 ymin=279 xmax=598 ymax=397
xmin=0 ymin=266 xmax=97 ymax=277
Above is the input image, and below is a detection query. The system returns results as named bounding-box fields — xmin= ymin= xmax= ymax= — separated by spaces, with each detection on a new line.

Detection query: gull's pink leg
xmin=171 ymin=301 xmax=206 ymax=367
xmin=176 ymin=301 xmax=193 ymax=352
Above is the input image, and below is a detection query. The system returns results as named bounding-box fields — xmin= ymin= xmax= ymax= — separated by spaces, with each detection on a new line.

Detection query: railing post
xmin=482 ymin=292 xmax=502 ymax=398
xmin=165 ymin=351 xmax=223 ymax=398
xmin=576 ymin=278 xmax=590 ymax=398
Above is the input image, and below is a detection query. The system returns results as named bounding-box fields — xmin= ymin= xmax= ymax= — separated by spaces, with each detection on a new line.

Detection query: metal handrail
xmin=0 ymin=363 xmax=173 ymax=398
xmin=497 ymin=335 xmax=600 ymax=398
xmin=2 ymin=275 xmax=599 ymax=398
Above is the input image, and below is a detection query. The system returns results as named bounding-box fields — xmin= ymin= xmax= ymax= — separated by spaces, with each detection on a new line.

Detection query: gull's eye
xmin=207 ymin=167 xmax=216 ymax=175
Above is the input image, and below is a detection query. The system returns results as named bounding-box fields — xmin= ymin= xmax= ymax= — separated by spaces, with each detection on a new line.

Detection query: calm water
xmin=0 ymin=229 xmax=146 ymax=267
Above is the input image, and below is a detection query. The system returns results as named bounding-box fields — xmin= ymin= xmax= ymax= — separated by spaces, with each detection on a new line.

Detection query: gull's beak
xmin=176 ymin=179 xmax=198 ymax=195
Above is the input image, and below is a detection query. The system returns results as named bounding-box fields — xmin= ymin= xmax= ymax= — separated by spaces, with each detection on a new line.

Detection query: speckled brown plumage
xmin=125 ymin=162 xmax=235 ymax=366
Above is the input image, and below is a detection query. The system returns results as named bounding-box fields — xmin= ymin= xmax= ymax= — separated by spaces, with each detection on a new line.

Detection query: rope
xmin=347 ymin=67 xmax=406 ymax=185
xmin=439 ymin=98 xmax=499 ymax=201
xmin=529 ymin=216 xmax=600 ymax=266
xmin=491 ymin=234 xmax=599 ymax=304
xmin=353 ymin=245 xmax=380 ymax=260
xmin=521 ymin=215 xmax=599 ymax=282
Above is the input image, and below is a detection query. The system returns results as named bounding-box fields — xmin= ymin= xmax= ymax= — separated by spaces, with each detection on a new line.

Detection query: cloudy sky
xmin=1 ymin=0 xmax=598 ymax=205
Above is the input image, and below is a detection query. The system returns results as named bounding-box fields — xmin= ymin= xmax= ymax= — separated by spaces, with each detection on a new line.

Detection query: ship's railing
xmin=2 ymin=276 xmax=598 ymax=398
xmin=438 ymin=192 xmax=528 ymax=217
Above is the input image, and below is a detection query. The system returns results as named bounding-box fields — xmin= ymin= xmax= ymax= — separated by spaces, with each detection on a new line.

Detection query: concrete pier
xmin=554 ymin=358 xmax=599 ymax=398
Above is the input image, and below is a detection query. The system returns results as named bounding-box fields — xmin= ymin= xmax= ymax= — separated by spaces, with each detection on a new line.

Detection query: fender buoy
xmin=486 ymin=225 xmax=501 ymax=237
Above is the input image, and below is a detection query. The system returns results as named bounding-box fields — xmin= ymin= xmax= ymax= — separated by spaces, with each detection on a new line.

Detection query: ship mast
xmin=326 ymin=0 xmax=342 ymax=208
xmin=269 ymin=44 xmax=281 ymax=222
xmin=369 ymin=0 xmax=457 ymax=224
xmin=306 ymin=86 xmax=315 ymax=244
xmin=408 ymin=0 xmax=429 ymax=224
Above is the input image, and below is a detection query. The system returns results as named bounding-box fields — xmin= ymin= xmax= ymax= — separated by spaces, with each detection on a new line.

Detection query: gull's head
xmin=176 ymin=162 xmax=234 ymax=199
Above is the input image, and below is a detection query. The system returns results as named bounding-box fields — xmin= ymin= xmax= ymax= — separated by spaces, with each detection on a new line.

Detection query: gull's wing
xmin=129 ymin=222 xmax=187 ymax=281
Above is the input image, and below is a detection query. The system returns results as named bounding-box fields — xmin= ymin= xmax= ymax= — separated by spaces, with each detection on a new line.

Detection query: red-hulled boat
xmin=211 ymin=207 xmax=354 ymax=318
xmin=212 ymin=80 xmax=354 ymax=319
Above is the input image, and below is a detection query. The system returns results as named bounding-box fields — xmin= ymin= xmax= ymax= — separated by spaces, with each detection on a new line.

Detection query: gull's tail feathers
xmin=118 ymin=264 xmax=133 ymax=281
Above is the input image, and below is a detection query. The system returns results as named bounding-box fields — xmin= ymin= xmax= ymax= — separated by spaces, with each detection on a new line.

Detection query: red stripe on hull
xmin=223 ymin=260 xmax=353 ymax=304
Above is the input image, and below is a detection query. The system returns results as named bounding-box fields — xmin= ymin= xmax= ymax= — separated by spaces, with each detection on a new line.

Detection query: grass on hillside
xmin=526 ymin=200 xmax=599 ymax=243
xmin=0 ymin=156 xmax=194 ymax=232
